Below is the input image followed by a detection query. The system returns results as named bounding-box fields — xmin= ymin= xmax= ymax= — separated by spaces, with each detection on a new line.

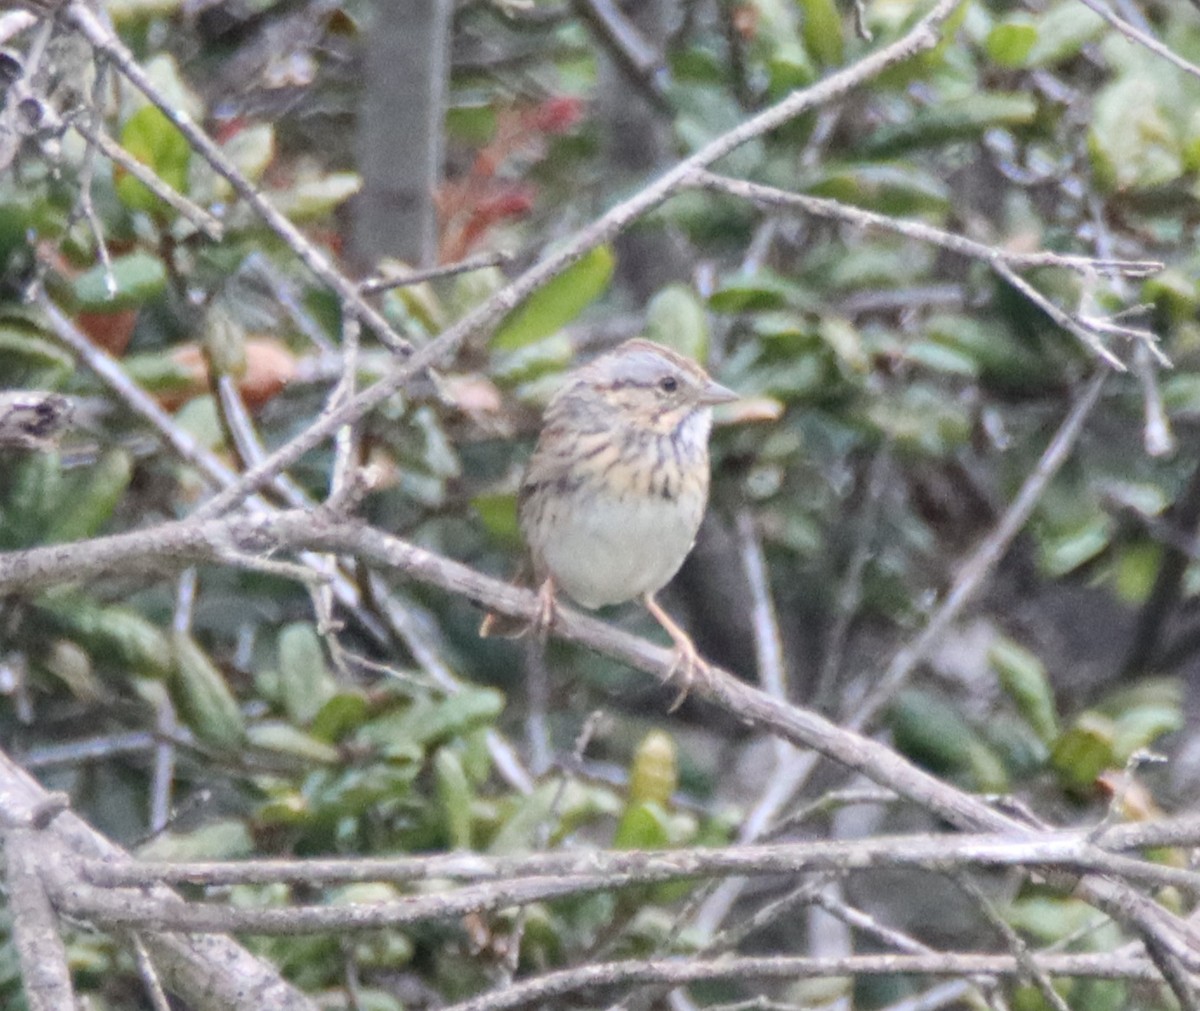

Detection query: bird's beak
xmin=697 ymin=379 xmax=739 ymax=406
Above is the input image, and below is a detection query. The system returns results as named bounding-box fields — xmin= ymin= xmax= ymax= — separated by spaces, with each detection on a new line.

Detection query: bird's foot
xmin=644 ymin=593 xmax=709 ymax=711
xmin=527 ymin=577 xmax=558 ymax=641
xmin=664 ymin=634 xmax=708 ymax=712
xmin=478 ymin=575 xmax=556 ymax=640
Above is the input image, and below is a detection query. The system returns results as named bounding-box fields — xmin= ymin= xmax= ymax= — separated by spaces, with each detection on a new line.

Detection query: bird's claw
xmin=526 ymin=577 xmax=557 ymax=641
xmin=664 ymin=636 xmax=708 ymax=712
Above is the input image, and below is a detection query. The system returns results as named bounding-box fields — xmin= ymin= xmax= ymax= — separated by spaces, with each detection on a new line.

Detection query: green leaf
xmin=858 ymin=94 xmax=1038 ymax=159
xmin=137 ymin=819 xmax=254 ymax=861
xmin=1162 ymin=374 xmax=1200 ymax=417
xmin=889 ymin=689 xmax=1000 ymax=788
xmin=492 ymin=245 xmax=615 ymax=349
xmin=446 ymin=103 xmax=497 ymax=145
xmin=116 ymin=105 xmax=192 ymax=214
xmin=309 ymin=691 xmax=370 ymax=742
xmin=627 ymin=730 xmax=677 ymax=807
xmin=1113 ymin=541 xmax=1162 ymax=604
xmin=613 ymin=801 xmax=672 ymax=850
xmin=800 ymin=0 xmax=843 ymax=67
xmin=43 ymin=449 xmax=132 ymax=544
xmin=1024 ymin=2 xmax=1105 ymax=67
xmin=472 ymin=491 xmax=520 ymax=544
xmin=3 ymin=451 xmax=61 ymax=546
xmin=36 ymin=596 xmax=173 ymax=678
xmin=766 ymin=40 xmax=816 ymax=95
xmin=222 ymin=123 xmax=274 ymax=185
xmin=904 ymin=340 xmax=979 ymax=377
xmin=73 ymin=251 xmax=168 ymax=311
xmin=491 ymin=333 xmax=574 ymax=386
xmin=1005 ymin=896 xmax=1106 ymax=943
xmin=277 ymin=623 xmax=336 ymax=725
xmin=270 ymin=172 xmax=363 ymax=222
xmin=804 ymin=163 xmax=950 ymax=216
xmin=986 ymin=21 xmax=1038 ymax=68
xmin=172 ymin=631 xmax=246 ymax=751
xmin=488 ymin=780 xmax=621 ymax=853
xmin=645 ymin=285 xmax=709 ymax=363
xmin=709 ymin=270 xmax=819 ymax=313
xmin=1089 ymin=78 xmax=1182 ymax=192
xmin=0 ymin=323 xmax=74 ymax=388
xmin=1037 ymin=515 xmax=1111 ymax=578
xmin=248 ymin=722 xmax=340 ymax=765
xmin=989 ymin=636 xmax=1059 ymax=744
xmin=1111 ymin=704 xmax=1183 ymax=763
xmin=107 ymin=0 xmax=185 ymax=21
xmin=1049 ymin=712 xmax=1115 ymax=792
xmin=866 ymin=384 xmax=971 ymax=455
xmin=358 ymin=687 xmax=505 ymax=754
xmin=435 ymin=747 xmax=474 ymax=849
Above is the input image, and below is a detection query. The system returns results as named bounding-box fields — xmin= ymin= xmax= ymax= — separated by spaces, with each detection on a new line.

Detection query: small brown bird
xmin=485 ymin=338 xmax=737 ymax=703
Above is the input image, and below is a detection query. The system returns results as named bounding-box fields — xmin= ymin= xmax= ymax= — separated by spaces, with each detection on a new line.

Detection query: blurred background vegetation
xmin=2 ymin=0 xmax=1200 ymax=1008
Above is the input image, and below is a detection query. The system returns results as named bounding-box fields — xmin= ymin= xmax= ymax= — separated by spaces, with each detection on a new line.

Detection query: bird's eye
xmin=659 ymin=376 xmax=678 ymax=393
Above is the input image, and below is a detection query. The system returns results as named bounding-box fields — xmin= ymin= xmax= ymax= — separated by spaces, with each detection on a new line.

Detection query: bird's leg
xmin=478 ymin=565 xmax=554 ymax=640
xmin=643 ymin=592 xmax=708 ymax=711
xmin=529 ymin=576 xmax=558 ymax=641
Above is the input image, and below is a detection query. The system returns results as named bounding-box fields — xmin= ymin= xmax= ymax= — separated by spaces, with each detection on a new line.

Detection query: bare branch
xmin=5 ymin=829 xmax=76 ymax=1011
xmin=437 ymin=951 xmax=1159 ymax=1011
xmin=78 ymin=817 xmax=1200 ymax=889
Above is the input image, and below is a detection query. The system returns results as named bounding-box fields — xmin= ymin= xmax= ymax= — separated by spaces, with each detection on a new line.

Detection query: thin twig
xmin=71 ymin=116 xmax=224 ymax=239
xmin=690 ymin=170 xmax=1164 ymax=369
xmin=129 ymin=933 xmax=173 ymax=1011
xmin=5 ymin=829 xmax=76 ymax=1011
xmin=359 ymin=250 xmax=514 ymax=294
xmin=952 ymin=872 xmax=1069 ymax=1011
xmin=78 ymin=817 xmax=1200 ymax=889
xmin=438 ymin=951 xmax=1157 ymax=1011
xmin=1075 ymin=0 xmax=1200 ymax=82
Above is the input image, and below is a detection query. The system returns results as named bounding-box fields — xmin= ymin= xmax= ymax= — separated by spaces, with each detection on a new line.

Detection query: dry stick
xmin=688 ymin=170 xmax=1163 ymax=369
xmin=63 ymin=2 xmax=411 ymax=354
xmin=130 ymin=933 xmax=173 ymax=1011
xmin=79 ymin=819 xmax=1200 ymax=890
xmin=1075 ymin=0 xmax=1200 ymax=82
xmin=735 ymin=508 xmax=790 ymax=762
xmin=5 ymin=828 xmax=76 ymax=1011
xmin=71 ymin=117 xmax=224 ymax=239
xmin=688 ymin=171 xmax=1162 ymax=278
xmin=877 ymin=981 xmax=976 ymax=1011
xmin=815 ymin=446 xmax=890 ymax=706
xmin=182 ymin=0 xmax=964 ymax=522
xmin=359 ymin=250 xmax=514 ymax=294
xmin=74 ymin=63 xmax=116 ymax=299
xmin=435 ymin=952 xmax=1158 ymax=1011
xmin=3 ymin=517 xmax=1196 ymax=875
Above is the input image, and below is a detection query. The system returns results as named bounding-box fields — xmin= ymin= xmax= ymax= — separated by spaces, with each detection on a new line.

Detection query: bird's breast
xmin=522 ymin=438 xmax=710 ymax=609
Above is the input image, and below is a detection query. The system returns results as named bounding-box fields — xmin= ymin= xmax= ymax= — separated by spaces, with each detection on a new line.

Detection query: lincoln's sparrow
xmin=485 ymin=338 xmax=737 ymax=703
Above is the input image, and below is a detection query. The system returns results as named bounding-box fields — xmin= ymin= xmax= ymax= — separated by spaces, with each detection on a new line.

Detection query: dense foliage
xmin=2 ymin=0 xmax=1199 ymax=1008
